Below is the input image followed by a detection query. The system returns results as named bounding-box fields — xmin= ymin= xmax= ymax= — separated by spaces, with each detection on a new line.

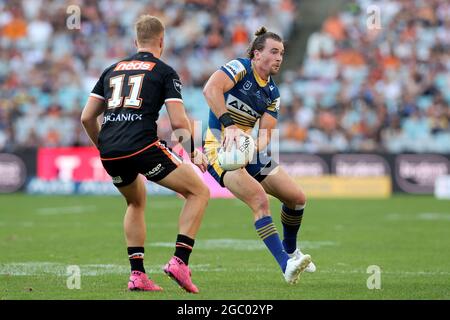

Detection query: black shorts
xmin=101 ymin=140 xmax=182 ymax=188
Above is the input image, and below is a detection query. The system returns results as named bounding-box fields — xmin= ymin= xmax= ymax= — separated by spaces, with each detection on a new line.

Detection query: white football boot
xmin=289 ymin=249 xmax=316 ymax=273
xmin=284 ymin=254 xmax=311 ymax=284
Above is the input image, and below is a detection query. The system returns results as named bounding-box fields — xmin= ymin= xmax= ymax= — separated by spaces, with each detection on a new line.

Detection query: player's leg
xmin=155 ymin=163 xmax=209 ymax=293
xmin=261 ymin=166 xmax=306 ymax=253
xmin=135 ymin=140 xmax=208 ymax=293
xmin=156 ymin=162 xmax=209 ymax=245
xmin=205 ymin=137 xmax=271 ymax=221
xmin=116 ymin=175 xmax=163 ymax=291
xmin=222 ymin=169 xmax=310 ymax=283
xmin=260 ymin=166 xmax=315 ymax=272
xmin=223 ymin=168 xmax=270 ymax=220
xmin=101 ymin=155 xmax=162 ymax=292
xmin=118 ymin=175 xmax=147 ymax=248
xmin=139 ymin=141 xmax=209 ymax=259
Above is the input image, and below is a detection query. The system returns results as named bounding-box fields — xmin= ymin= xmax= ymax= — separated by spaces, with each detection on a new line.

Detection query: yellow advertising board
xmin=293 ymin=176 xmax=392 ymax=198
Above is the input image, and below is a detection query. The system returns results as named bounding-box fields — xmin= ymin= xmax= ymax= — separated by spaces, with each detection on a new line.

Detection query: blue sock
xmin=254 ymin=216 xmax=289 ymax=272
xmin=281 ymin=204 xmax=304 ymax=254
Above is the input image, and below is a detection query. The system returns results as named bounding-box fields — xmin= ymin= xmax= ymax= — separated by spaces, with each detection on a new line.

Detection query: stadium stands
xmin=279 ymin=0 xmax=450 ymax=153
xmin=1 ymin=0 xmax=449 ymax=153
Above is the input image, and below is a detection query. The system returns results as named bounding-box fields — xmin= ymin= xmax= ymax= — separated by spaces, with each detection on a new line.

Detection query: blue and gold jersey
xmin=205 ymin=58 xmax=280 ymax=146
xmin=204 ymin=58 xmax=281 ymax=184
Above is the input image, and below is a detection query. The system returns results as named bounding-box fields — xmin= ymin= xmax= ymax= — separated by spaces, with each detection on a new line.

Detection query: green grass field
xmin=0 ymin=194 xmax=449 ymax=300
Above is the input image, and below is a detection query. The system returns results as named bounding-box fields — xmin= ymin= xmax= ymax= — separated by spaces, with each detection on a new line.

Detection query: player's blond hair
xmin=247 ymin=26 xmax=283 ymax=59
xmin=135 ymin=15 xmax=165 ymax=46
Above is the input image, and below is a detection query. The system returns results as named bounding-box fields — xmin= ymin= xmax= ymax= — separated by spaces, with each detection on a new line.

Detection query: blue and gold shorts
xmin=203 ymin=138 xmax=278 ymax=187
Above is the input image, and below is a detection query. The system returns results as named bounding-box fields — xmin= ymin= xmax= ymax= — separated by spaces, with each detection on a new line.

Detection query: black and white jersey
xmin=90 ymin=51 xmax=183 ymax=159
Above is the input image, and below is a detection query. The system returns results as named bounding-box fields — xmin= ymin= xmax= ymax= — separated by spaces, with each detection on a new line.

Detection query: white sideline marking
xmin=387 ymin=212 xmax=450 ymax=221
xmin=33 ymin=200 xmax=183 ymax=214
xmin=0 ymin=262 xmax=224 ymax=276
xmin=1 ymin=221 xmax=35 ymax=227
xmin=386 ymin=213 xmax=402 ymax=220
xmin=317 ymin=269 xmax=450 ymax=276
xmin=35 ymin=206 xmax=97 ymax=215
xmin=1 ymin=262 xmax=449 ymax=277
xmin=417 ymin=213 xmax=450 ymax=221
xmin=149 ymin=239 xmax=337 ymax=250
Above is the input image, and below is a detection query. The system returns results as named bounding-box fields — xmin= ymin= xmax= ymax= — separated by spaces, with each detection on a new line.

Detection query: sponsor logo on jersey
xmin=102 ymin=113 xmax=143 ymax=124
xmin=223 ymin=60 xmax=245 ymax=77
xmin=173 ymin=79 xmax=182 ymax=93
xmin=268 ymin=97 xmax=280 ymax=112
xmin=112 ymin=176 xmax=123 ymax=184
xmin=114 ymin=60 xmax=156 ymax=71
xmin=269 ymin=85 xmax=275 ymax=91
xmin=227 ymin=95 xmax=259 ymax=118
xmin=144 ymin=163 xmax=163 ymax=178
xmin=274 ymin=98 xmax=280 ymax=111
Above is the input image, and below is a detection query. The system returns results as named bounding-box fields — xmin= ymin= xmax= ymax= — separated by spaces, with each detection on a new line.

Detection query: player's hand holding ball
xmin=218 ymin=130 xmax=255 ymax=171
xmin=190 ymin=149 xmax=208 ymax=173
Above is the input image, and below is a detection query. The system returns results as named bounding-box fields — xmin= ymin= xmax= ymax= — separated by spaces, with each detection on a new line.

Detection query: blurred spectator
xmin=0 ymin=0 xmax=297 ymax=152
xmin=1 ymin=0 xmax=449 ymax=154
xmin=283 ymin=0 xmax=450 ymax=153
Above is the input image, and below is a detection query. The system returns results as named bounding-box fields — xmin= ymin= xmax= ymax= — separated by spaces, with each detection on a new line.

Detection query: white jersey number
xmin=108 ymin=74 xmax=144 ymax=109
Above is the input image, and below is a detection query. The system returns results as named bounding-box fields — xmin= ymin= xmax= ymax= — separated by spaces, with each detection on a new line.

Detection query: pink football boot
xmin=128 ymin=271 xmax=163 ymax=291
xmin=163 ymin=256 xmax=199 ymax=293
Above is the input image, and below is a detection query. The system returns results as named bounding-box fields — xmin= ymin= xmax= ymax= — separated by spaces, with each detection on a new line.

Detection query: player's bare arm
xmin=203 ymin=70 xmax=245 ymax=151
xmin=165 ymin=100 xmax=207 ymax=172
xmin=80 ymin=96 xmax=106 ymax=148
xmin=257 ymin=112 xmax=277 ymax=152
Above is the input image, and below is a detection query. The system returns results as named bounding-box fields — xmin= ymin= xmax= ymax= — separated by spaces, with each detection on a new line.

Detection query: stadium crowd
xmin=1 ymin=0 xmax=449 ymax=153
xmin=279 ymin=0 xmax=450 ymax=153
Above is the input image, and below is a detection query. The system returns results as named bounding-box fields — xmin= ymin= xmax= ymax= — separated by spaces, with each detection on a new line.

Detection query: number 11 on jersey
xmin=108 ymin=74 xmax=144 ymax=109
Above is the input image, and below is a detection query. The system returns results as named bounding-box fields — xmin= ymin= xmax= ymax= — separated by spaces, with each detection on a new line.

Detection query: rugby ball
xmin=218 ymin=134 xmax=255 ymax=171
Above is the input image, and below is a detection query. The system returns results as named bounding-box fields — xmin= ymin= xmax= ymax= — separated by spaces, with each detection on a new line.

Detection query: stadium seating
xmin=0 ymin=0 xmax=449 ymax=153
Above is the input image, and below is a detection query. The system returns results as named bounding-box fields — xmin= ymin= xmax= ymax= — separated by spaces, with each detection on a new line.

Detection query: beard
xmin=270 ymin=65 xmax=280 ymax=75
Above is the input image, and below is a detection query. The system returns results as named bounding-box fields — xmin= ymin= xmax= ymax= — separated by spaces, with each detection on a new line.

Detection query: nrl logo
xmin=173 ymin=79 xmax=182 ymax=93
xmin=243 ymin=80 xmax=252 ymax=91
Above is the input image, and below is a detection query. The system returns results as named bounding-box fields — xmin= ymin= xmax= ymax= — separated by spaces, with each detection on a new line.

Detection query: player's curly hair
xmin=247 ymin=26 xmax=283 ymax=59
